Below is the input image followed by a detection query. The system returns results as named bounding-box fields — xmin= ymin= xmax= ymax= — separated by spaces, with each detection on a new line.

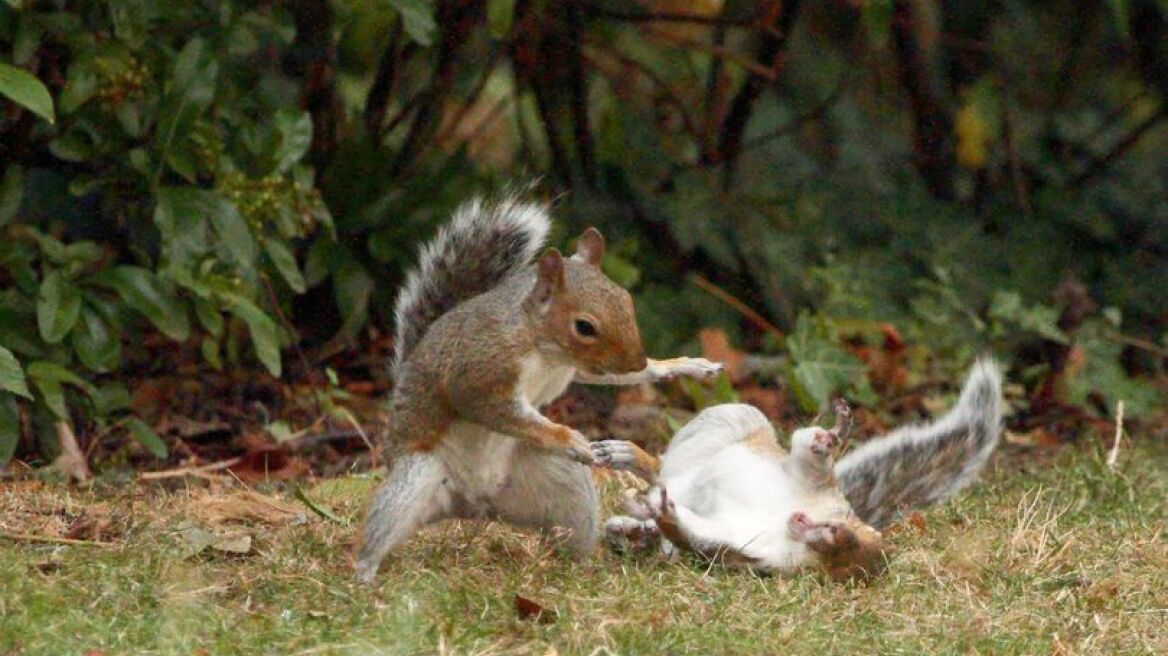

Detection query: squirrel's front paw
xmin=665 ymin=357 xmax=725 ymax=381
xmin=591 ymin=440 xmax=635 ymax=470
xmin=565 ymin=430 xmax=598 ymax=465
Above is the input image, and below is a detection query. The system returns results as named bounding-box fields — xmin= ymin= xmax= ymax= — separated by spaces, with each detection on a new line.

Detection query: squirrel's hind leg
xmin=355 ymin=453 xmax=454 ymax=584
xmin=488 ymin=447 xmax=600 ymax=556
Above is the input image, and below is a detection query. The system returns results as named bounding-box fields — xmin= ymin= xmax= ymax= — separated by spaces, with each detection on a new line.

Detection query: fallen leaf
xmin=907 ymin=512 xmax=927 ymax=533
xmin=514 ymin=594 xmax=557 ymax=624
xmin=172 ymin=521 xmax=252 ymax=557
xmin=196 ymin=490 xmax=304 ymax=526
xmin=736 ymin=385 xmax=785 ymax=420
xmin=1005 ymin=427 xmax=1061 ymax=448
xmin=173 ymin=521 xmax=217 ymax=557
xmin=228 ymin=446 xmax=310 ymax=482
xmin=211 ymin=534 xmax=252 ymax=555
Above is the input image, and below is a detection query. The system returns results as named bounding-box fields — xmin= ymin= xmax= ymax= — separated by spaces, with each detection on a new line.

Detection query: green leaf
xmin=193 ymin=296 xmax=224 ymax=337
xmin=27 ymin=361 xmax=96 ymax=419
xmin=0 ymin=346 xmax=32 ymax=399
xmin=156 ymin=187 xmax=257 ymax=270
xmin=988 ymin=291 xmax=1069 ymax=344
xmin=861 ymin=0 xmax=893 ymax=48
xmin=223 ymin=293 xmax=282 ymax=377
xmin=274 ymin=110 xmax=312 ymax=173
xmin=125 ymin=417 xmax=168 ymax=458
xmin=200 ymin=335 xmax=222 ymax=369
xmin=0 ymin=393 xmax=18 ymax=465
xmin=0 ymin=165 xmax=24 ymax=226
xmin=264 ymin=239 xmax=306 ymax=293
xmin=786 ymin=313 xmax=874 ymax=413
xmin=71 ymin=304 xmax=121 ymax=373
xmin=334 ymin=259 xmax=373 ymax=338
xmin=1105 ymin=0 xmax=1131 ymax=40
xmin=385 ymin=0 xmax=437 ymax=46
xmin=59 ymin=58 xmax=97 ymax=113
xmin=91 ymin=266 xmax=190 ymax=341
xmin=157 ymin=39 xmax=218 ymax=179
xmin=0 ymin=62 xmax=55 ymax=124
xmin=486 ymin=0 xmax=516 ymax=39
xmin=36 ymin=270 xmax=83 ymax=344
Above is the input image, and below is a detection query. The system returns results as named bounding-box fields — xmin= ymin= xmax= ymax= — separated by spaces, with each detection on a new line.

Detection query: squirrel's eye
xmin=574 ymin=319 xmax=597 ymax=338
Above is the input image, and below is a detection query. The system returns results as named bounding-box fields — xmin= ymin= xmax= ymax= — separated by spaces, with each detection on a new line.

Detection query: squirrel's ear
xmin=532 ymin=248 xmax=566 ymax=304
xmin=572 ymin=227 xmax=605 ymax=268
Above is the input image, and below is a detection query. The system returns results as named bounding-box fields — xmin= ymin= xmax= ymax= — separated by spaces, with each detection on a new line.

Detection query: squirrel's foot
xmin=354 ymin=560 xmax=379 ymax=585
xmin=786 ymin=512 xmax=852 ymax=550
xmin=604 ymin=516 xmax=660 ymax=552
xmin=659 ymin=357 xmax=725 ymax=381
xmin=646 ymin=487 xmax=678 ymax=522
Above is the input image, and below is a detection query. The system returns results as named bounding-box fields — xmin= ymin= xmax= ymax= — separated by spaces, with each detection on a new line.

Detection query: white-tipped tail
xmin=835 ymin=358 xmax=1003 ymax=529
xmin=392 ymin=191 xmax=550 ymax=373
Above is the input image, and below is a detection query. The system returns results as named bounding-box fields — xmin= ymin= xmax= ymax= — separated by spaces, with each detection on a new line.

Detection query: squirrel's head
xmin=526 ymin=228 xmax=647 ymax=374
xmin=788 ymin=512 xmax=889 ymax=582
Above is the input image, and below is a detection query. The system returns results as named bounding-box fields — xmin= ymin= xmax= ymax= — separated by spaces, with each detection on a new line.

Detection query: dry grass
xmin=1 ymin=441 xmax=1165 ymax=655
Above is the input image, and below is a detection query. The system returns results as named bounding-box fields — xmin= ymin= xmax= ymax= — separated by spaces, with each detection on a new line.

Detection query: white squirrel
xmin=594 ymin=359 xmax=1003 ymax=579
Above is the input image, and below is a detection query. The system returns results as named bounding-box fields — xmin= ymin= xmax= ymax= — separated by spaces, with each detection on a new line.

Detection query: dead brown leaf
xmin=907 ymin=512 xmax=928 ymax=533
xmin=514 ymin=594 xmax=557 ymax=624
xmin=228 ymin=447 xmax=310 ymax=483
xmin=699 ymin=328 xmax=746 ymax=383
xmin=193 ymin=490 xmax=304 ymax=526
xmin=736 ymin=385 xmax=785 ymax=421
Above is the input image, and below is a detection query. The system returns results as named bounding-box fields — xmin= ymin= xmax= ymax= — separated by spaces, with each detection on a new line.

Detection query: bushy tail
xmin=392 ymin=192 xmax=550 ymax=373
xmin=835 ymin=358 xmax=1003 ymax=529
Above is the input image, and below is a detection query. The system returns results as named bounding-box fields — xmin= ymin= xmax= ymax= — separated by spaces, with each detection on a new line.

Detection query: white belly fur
xmin=437 ymin=350 xmax=576 ymax=505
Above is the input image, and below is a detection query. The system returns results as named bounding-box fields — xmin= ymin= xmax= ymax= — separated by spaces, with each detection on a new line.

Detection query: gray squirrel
xmin=595 ymin=359 xmax=1003 ymax=579
xmin=354 ymin=194 xmax=723 ymax=583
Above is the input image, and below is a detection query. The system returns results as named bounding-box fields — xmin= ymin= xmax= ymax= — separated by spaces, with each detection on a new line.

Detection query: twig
xmin=581 ymin=3 xmax=755 ymax=28
xmin=364 ymin=21 xmax=410 ymax=135
xmin=1 ymin=532 xmax=114 ymax=548
xmin=1002 ymin=105 xmax=1033 ymax=218
xmin=1103 ymin=330 xmax=1168 ymax=359
xmin=689 ymin=274 xmax=784 ymax=339
xmin=329 ymin=406 xmax=378 ymax=469
xmin=138 ymin=458 xmax=242 ymax=481
xmin=567 ymin=2 xmax=598 ymax=186
xmin=1071 ymin=106 xmax=1167 ymax=187
xmin=583 ymin=47 xmax=704 ymax=145
xmin=260 ymin=273 xmax=312 ymax=383
xmin=712 ymin=0 xmax=803 ymax=188
xmin=1106 ymin=400 xmax=1125 ymax=469
xmin=644 ymin=24 xmax=783 ymax=81
xmin=891 ymin=0 xmax=954 ymax=201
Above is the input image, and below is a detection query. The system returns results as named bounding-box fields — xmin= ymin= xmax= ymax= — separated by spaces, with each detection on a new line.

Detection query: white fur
xmin=647 ymin=404 xmax=850 ymax=572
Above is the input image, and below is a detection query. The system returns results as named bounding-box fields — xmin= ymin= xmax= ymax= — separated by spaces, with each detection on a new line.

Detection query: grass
xmin=1 ymin=441 xmax=1165 ymax=655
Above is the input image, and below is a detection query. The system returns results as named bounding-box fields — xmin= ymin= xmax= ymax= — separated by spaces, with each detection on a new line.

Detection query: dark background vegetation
xmin=1 ymin=0 xmax=1166 ymax=470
